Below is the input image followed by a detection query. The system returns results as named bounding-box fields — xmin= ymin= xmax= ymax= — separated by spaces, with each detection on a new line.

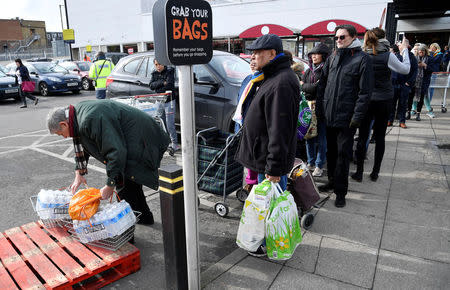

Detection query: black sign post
xmin=153 ymin=1 xmax=212 ymax=289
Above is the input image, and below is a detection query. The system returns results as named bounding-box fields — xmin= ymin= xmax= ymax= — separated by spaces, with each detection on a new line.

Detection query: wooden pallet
xmin=0 ymin=221 xmax=140 ymax=289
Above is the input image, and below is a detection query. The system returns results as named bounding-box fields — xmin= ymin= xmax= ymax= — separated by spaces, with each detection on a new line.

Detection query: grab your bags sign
xmin=153 ymin=0 xmax=213 ymax=65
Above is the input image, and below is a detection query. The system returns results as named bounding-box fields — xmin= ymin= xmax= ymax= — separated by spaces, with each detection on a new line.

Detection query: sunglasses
xmin=334 ymin=35 xmax=347 ymax=41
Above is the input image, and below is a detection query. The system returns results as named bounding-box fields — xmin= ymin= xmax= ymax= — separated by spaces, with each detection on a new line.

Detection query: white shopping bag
xmin=236 ymin=180 xmax=273 ymax=251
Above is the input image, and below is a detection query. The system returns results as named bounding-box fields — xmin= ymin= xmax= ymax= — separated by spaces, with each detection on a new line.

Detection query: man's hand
xmin=405 ymin=82 xmax=410 ymax=86
xmin=100 ymin=185 xmax=115 ymax=200
xmin=265 ymin=174 xmax=280 ymax=183
xmin=349 ymin=119 xmax=361 ymax=129
xmin=70 ymin=170 xmax=87 ymax=194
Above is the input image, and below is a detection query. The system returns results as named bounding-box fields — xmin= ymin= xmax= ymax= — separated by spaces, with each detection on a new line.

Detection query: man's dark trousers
xmin=326 ymin=126 xmax=356 ymax=197
xmin=116 ymin=178 xmax=153 ymax=221
xmin=390 ymin=85 xmax=410 ymax=123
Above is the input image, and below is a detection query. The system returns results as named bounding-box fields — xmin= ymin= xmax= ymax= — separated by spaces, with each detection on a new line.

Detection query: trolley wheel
xmin=214 ymin=202 xmax=229 ymax=217
xmin=442 ymin=107 xmax=447 ymax=113
xmin=236 ymin=188 xmax=249 ymax=202
xmin=301 ymin=213 xmax=314 ymax=230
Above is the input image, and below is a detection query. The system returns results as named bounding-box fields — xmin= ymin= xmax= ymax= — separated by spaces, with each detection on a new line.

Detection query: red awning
xmin=239 ymin=24 xmax=300 ymax=39
xmin=301 ymin=20 xmax=367 ymax=36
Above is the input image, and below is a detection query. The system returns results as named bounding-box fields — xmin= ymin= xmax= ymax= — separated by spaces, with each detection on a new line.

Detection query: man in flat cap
xmin=235 ymin=34 xmax=300 ymax=256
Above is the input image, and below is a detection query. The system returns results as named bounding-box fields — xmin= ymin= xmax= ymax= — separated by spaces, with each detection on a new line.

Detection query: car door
xmin=192 ymin=64 xmax=225 ymax=129
xmin=113 ymin=57 xmax=143 ymax=97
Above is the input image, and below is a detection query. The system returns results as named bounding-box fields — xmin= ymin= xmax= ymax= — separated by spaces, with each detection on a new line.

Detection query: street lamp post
xmin=59 ymin=5 xmax=65 ymax=31
xmin=63 ymin=0 xmax=73 ymax=61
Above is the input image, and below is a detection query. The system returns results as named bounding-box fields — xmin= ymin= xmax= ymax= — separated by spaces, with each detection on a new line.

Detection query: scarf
xmin=68 ymin=105 xmax=88 ymax=175
xmin=310 ymin=62 xmax=324 ymax=83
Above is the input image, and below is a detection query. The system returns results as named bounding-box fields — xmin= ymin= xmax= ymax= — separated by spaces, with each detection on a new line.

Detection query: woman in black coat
xmin=15 ymin=58 xmax=38 ymax=108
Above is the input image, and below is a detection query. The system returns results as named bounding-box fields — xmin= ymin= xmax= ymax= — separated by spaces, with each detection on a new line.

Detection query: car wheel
xmin=72 ymin=90 xmax=81 ymax=94
xmin=39 ymin=82 xmax=48 ymax=96
xmin=81 ymin=78 xmax=90 ymax=90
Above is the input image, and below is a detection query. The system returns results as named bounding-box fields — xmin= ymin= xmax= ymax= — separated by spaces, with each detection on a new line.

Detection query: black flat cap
xmin=247 ymin=34 xmax=283 ymax=54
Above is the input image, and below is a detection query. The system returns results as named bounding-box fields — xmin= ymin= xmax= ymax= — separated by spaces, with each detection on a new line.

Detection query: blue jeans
xmin=257 ymin=174 xmax=287 ymax=191
xmin=96 ymin=89 xmax=106 ymax=99
xmin=164 ymin=100 xmax=177 ymax=146
xmin=305 ymin=120 xmax=327 ymax=168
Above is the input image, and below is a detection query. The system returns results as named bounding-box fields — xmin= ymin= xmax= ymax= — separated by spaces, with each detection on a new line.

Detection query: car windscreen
xmin=77 ymin=62 xmax=92 ymax=71
xmin=0 ymin=70 xmax=6 ymax=77
xmin=32 ymin=63 xmax=68 ymax=74
xmin=209 ymin=55 xmax=252 ymax=84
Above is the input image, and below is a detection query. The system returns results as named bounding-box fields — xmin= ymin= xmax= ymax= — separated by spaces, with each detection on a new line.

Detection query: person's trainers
xmin=248 ymin=245 xmax=267 ymax=257
xmin=34 ymin=98 xmax=39 ymax=106
xmin=427 ymin=112 xmax=435 ymax=119
xmin=351 ymin=171 xmax=363 ymax=182
xmin=171 ymin=144 xmax=181 ymax=151
xmin=370 ymin=172 xmax=379 ymax=182
xmin=19 ymin=105 xmax=27 ymax=108
xmin=415 ymin=113 xmax=421 ymax=121
xmin=312 ymin=167 xmax=323 ymax=177
xmin=399 ymin=123 xmax=407 ymax=129
xmin=335 ymin=195 xmax=346 ymax=208
xmin=306 ymin=163 xmax=315 ymax=171
xmin=318 ymin=181 xmax=334 ymax=192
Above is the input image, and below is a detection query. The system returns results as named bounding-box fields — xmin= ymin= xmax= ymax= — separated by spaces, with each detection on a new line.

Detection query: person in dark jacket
xmin=352 ymin=29 xmax=410 ymax=183
xmin=316 ymin=24 xmax=373 ymax=207
xmin=427 ymin=43 xmax=443 ymax=104
xmin=414 ymin=44 xmax=433 ymax=121
xmin=301 ymin=43 xmax=330 ymax=177
xmin=389 ymin=43 xmax=418 ymax=128
xmin=15 ymin=58 xmax=38 ymax=108
xmin=235 ymin=34 xmax=300 ymax=257
xmin=149 ymin=59 xmax=178 ymax=152
xmin=46 ymin=100 xmax=171 ymax=225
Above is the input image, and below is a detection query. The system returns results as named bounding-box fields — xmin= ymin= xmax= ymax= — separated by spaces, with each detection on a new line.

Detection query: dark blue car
xmin=0 ymin=70 xmax=20 ymax=101
xmin=6 ymin=62 xmax=82 ymax=96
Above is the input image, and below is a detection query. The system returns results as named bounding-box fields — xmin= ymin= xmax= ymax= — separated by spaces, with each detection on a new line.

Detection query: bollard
xmin=159 ymin=164 xmax=188 ymax=290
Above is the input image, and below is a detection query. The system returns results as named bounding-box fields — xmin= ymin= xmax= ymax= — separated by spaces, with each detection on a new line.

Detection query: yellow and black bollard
xmin=159 ymin=164 xmax=188 ymax=290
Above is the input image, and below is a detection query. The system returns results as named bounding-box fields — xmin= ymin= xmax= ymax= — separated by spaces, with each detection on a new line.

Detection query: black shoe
xmin=318 ymin=181 xmax=334 ymax=192
xmin=137 ymin=211 xmax=154 ymax=225
xmin=34 ymin=98 xmax=39 ymax=106
xmin=370 ymin=172 xmax=379 ymax=182
xmin=351 ymin=171 xmax=363 ymax=182
xmin=335 ymin=195 xmax=346 ymax=208
xmin=406 ymin=111 xmax=411 ymax=120
xmin=20 ymin=105 xmax=27 ymax=108
xmin=415 ymin=113 xmax=421 ymax=121
xmin=248 ymin=245 xmax=267 ymax=257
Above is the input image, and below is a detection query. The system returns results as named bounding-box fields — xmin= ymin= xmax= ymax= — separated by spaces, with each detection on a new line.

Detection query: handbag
xmin=21 ymin=81 xmax=35 ymax=93
xmin=288 ymin=160 xmax=320 ymax=211
xmin=296 ymin=92 xmax=312 ymax=141
xmin=304 ymin=101 xmax=318 ymax=140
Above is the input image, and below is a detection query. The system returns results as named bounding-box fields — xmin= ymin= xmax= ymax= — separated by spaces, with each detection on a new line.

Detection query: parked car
xmin=106 ymin=50 xmax=252 ymax=132
xmin=239 ymin=53 xmax=310 ymax=71
xmin=0 ymin=64 xmax=9 ymax=74
xmin=0 ymin=70 xmax=20 ymax=101
xmin=5 ymin=62 xmax=82 ymax=96
xmin=59 ymin=61 xmax=94 ymax=90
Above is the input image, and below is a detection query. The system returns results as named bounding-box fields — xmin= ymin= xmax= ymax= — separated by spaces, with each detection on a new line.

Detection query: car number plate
xmin=67 ymin=82 xmax=78 ymax=87
xmin=5 ymin=89 xmax=18 ymax=94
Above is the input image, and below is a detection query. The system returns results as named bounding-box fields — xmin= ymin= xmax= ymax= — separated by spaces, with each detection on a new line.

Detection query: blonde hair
xmin=430 ymin=43 xmax=441 ymax=53
xmin=418 ymin=44 xmax=430 ymax=56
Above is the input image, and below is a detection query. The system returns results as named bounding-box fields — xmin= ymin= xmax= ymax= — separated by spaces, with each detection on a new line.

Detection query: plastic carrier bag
xmin=236 ymin=180 xmax=273 ymax=252
xmin=266 ymin=183 xmax=302 ymax=260
xmin=69 ymin=188 xmax=102 ymax=221
xmin=297 ymin=92 xmax=312 ymax=140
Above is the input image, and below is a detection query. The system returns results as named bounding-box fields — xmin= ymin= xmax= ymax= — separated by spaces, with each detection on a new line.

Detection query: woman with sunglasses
xmin=352 ymin=28 xmax=410 ymax=182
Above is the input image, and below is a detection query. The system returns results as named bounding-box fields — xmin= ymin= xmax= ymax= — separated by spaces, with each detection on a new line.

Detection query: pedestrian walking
xmin=352 ymin=29 xmax=410 ymax=183
xmin=301 ymin=43 xmax=331 ymax=177
xmin=46 ymin=100 xmax=170 ymax=225
xmin=235 ymin=34 xmax=300 ymax=256
xmin=89 ymin=51 xmax=114 ymax=99
xmin=406 ymin=43 xmax=421 ymax=120
xmin=389 ymin=42 xmax=418 ymax=128
xmin=149 ymin=59 xmax=179 ymax=152
xmin=316 ymin=24 xmax=373 ymax=207
xmin=428 ymin=43 xmax=443 ymax=102
xmin=15 ymin=58 xmax=38 ymax=108
xmin=413 ymin=44 xmax=433 ymax=121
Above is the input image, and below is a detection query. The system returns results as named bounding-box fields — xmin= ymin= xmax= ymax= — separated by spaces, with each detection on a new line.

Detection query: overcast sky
xmin=0 ymin=0 xmax=65 ymax=32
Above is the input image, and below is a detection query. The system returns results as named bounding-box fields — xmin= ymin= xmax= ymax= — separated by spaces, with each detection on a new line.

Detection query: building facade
xmin=0 ymin=18 xmax=47 ymax=53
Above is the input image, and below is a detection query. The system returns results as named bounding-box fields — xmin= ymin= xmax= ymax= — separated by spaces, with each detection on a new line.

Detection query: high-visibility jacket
xmin=89 ymin=59 xmax=114 ymax=89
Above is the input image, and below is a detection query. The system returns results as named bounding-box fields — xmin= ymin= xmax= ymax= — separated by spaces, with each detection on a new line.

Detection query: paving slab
xmin=395 ymin=146 xmax=441 ymax=165
xmin=270 ymin=267 xmax=364 ymax=290
xmin=373 ymin=250 xmax=450 ymax=290
xmin=322 ymin=191 xmax=387 ymax=219
xmin=381 ymin=220 xmax=450 ymax=263
xmin=348 ymin=158 xmax=394 ymax=196
xmin=284 ymin=232 xmax=322 ymax=273
xmin=309 ymin=208 xmax=384 ymax=248
xmin=315 ymin=237 xmax=378 ymax=288
xmin=204 ymin=256 xmax=282 ymax=290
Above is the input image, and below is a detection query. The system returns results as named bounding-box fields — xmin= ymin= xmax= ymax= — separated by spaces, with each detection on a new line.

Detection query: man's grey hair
xmin=47 ymin=106 xmax=69 ymax=133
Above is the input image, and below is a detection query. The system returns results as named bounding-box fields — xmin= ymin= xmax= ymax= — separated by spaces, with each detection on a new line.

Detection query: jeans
xmin=355 ymin=100 xmax=391 ymax=175
xmin=326 ymin=126 xmax=356 ymax=196
xmin=164 ymin=100 xmax=178 ymax=146
xmin=96 ymin=89 xmax=106 ymax=99
xmin=257 ymin=174 xmax=287 ymax=191
xmin=390 ymin=85 xmax=410 ymax=123
xmin=305 ymin=120 xmax=327 ymax=168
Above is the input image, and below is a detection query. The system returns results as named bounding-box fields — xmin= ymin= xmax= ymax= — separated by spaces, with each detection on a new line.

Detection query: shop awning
xmin=239 ymin=24 xmax=300 ymax=38
xmin=301 ymin=20 xmax=367 ymax=36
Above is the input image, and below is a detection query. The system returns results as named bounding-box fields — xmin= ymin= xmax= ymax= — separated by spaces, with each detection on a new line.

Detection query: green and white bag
xmin=236 ymin=180 xmax=273 ymax=252
xmin=266 ymin=183 xmax=302 ymax=260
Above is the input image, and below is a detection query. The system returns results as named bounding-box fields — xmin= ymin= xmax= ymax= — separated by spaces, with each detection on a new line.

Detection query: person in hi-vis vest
xmin=89 ymin=51 xmax=114 ymax=99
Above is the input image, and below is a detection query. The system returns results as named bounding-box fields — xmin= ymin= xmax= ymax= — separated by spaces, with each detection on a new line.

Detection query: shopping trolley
xmin=429 ymin=72 xmax=449 ymax=113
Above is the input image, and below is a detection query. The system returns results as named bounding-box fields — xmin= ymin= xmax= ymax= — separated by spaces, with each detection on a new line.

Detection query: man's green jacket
xmin=74 ymin=100 xmax=170 ymax=189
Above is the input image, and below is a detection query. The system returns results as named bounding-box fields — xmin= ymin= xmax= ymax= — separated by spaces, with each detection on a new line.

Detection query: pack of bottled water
xmin=35 ymin=189 xmax=72 ymax=220
xmin=73 ymin=200 xmax=136 ymax=243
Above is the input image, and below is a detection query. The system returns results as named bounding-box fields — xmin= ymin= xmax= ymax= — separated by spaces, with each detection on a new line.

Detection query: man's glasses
xmin=334 ymin=35 xmax=347 ymax=41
